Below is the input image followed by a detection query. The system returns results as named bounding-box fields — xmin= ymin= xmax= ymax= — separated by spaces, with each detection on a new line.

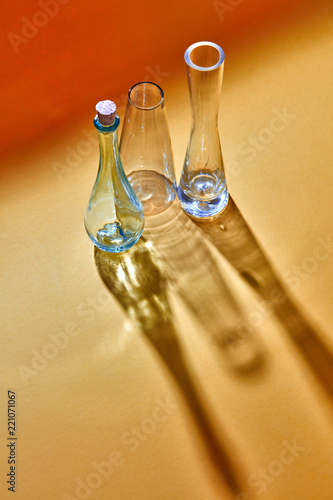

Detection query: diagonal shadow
xmin=94 ymin=232 xmax=250 ymax=497
xmin=193 ymin=196 xmax=333 ymax=401
xmin=143 ymin=200 xmax=266 ymax=377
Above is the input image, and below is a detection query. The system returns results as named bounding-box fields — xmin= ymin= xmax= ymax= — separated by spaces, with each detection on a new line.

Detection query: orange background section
xmin=0 ymin=0 xmax=324 ymax=161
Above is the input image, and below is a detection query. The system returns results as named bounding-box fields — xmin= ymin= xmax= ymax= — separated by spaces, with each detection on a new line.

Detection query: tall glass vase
xmin=178 ymin=41 xmax=229 ymax=219
xmin=120 ymin=82 xmax=177 ymax=217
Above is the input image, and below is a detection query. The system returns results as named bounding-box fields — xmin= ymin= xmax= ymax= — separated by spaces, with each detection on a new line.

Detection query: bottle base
xmin=128 ymin=170 xmax=177 ymax=216
xmin=178 ymin=187 xmax=229 ymax=220
xmin=88 ymin=233 xmax=143 ymax=253
xmin=86 ymin=222 xmax=143 ymax=253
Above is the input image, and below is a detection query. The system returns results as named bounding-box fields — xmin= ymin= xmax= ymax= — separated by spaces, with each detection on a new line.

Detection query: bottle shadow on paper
xmin=143 ymin=199 xmax=266 ymax=378
xmin=193 ymin=195 xmax=333 ymax=401
xmin=94 ymin=202 xmax=264 ymax=497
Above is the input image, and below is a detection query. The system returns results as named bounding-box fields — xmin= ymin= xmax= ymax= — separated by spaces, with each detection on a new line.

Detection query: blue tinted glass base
xmin=178 ymin=187 xmax=229 ymax=220
xmin=87 ymin=229 xmax=143 ymax=253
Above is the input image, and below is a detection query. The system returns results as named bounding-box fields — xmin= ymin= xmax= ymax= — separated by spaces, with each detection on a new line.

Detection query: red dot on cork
xmin=96 ymin=100 xmax=117 ymax=126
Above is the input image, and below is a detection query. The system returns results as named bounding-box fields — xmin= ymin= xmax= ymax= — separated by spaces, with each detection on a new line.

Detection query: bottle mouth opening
xmin=185 ymin=41 xmax=225 ymax=71
xmin=128 ymin=82 xmax=164 ymax=110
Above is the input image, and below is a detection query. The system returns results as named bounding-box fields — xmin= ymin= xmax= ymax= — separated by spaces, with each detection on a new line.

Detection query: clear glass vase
xmin=119 ymin=82 xmax=177 ymax=217
xmin=178 ymin=41 xmax=229 ymax=219
xmin=84 ymin=101 xmax=144 ymax=253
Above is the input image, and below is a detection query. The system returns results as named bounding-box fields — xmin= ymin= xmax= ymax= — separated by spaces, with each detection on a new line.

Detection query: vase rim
xmin=128 ymin=82 xmax=164 ymax=110
xmin=185 ymin=41 xmax=225 ymax=72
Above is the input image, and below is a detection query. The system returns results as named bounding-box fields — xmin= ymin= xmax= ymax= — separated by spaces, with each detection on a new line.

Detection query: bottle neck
xmin=94 ymin=116 xmax=120 ymax=171
xmin=187 ymin=65 xmax=223 ymax=127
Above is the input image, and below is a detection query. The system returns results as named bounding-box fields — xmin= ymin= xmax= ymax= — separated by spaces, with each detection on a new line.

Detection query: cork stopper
xmin=96 ymin=100 xmax=117 ymax=126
